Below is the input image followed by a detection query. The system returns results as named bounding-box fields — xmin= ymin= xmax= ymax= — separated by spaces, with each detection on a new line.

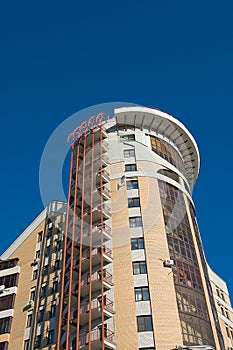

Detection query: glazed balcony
xmin=81 ymin=246 xmax=113 ymax=272
xmin=80 ymin=270 xmax=113 ymax=297
xmin=84 ymin=153 xmax=109 ymax=172
xmin=82 ymin=223 xmax=112 ymax=246
xmin=79 ymin=327 xmax=116 ymax=349
xmin=79 ymin=297 xmax=114 ymax=326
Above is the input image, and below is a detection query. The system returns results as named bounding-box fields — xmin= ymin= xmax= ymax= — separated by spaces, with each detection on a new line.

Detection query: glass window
xmin=137 ymin=315 xmax=153 ymax=332
xmin=120 ymin=134 xmax=135 ymax=142
xmin=129 ymin=217 xmax=142 ymax=228
xmin=37 ymin=232 xmax=43 ymax=242
xmin=131 ymin=238 xmax=144 ymax=250
xmin=0 ymin=295 xmax=14 ymax=311
xmin=135 ymin=287 xmax=150 ymax=301
xmin=52 ymin=278 xmax=58 ymax=293
xmin=128 ymin=197 xmax=140 ymax=208
xmin=26 ymin=314 xmax=32 ymax=327
xmin=30 ymin=289 xmax=36 ymax=301
xmin=35 ymin=335 xmax=41 ymax=348
xmin=126 ymin=180 xmax=138 ymax=190
xmin=124 ymin=149 xmax=135 ymax=158
xmin=38 ymin=308 xmax=45 ymax=322
xmin=133 ymin=261 xmax=147 ymax=275
xmin=48 ymin=329 xmax=54 ymax=344
xmin=24 ymin=340 xmax=30 ymax=350
xmin=125 ymin=164 xmax=137 ymax=172
xmin=32 ymin=270 xmax=38 ymax=280
xmin=0 ymin=342 xmax=9 ymax=350
xmin=41 ymin=285 xmax=46 ymax=297
xmin=50 ymin=304 xmax=56 ymax=318
xmin=0 ymin=317 xmax=12 ymax=333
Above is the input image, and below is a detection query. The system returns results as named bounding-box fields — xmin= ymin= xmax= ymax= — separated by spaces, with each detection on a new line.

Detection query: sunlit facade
xmin=0 ymin=106 xmax=232 ymax=350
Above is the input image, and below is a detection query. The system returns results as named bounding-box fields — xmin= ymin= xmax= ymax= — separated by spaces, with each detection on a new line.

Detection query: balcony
xmin=80 ymin=270 xmax=113 ymax=297
xmin=82 ymin=202 xmax=111 ymax=223
xmin=82 ymin=223 xmax=112 ymax=246
xmin=63 ymin=280 xmax=78 ymax=303
xmin=81 ymin=246 xmax=113 ymax=272
xmin=79 ymin=297 xmax=114 ymax=326
xmin=79 ymin=327 xmax=116 ymax=349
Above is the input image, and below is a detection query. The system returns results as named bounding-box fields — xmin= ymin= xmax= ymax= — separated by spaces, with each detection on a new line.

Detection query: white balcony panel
xmin=0 ymin=265 xmax=20 ymax=277
xmin=138 ymin=331 xmax=154 ymax=348
xmin=136 ymin=301 xmax=151 ymax=316
xmin=134 ymin=274 xmax=148 ymax=287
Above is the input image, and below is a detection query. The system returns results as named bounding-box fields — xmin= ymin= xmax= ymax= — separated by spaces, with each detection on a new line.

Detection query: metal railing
xmin=79 ymin=327 xmax=115 ymax=346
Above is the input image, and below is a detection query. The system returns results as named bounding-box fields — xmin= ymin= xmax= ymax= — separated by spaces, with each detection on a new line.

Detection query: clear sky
xmin=0 ymin=1 xmax=232 ymax=300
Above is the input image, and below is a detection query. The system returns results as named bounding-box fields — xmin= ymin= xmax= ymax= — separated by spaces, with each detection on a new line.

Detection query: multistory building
xmin=0 ymin=106 xmax=232 ymax=350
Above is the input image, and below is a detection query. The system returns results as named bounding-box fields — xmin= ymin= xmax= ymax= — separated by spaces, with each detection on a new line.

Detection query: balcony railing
xmin=80 ymin=297 xmax=114 ymax=314
xmin=81 ymin=270 xmax=113 ymax=287
xmin=82 ymin=223 xmax=112 ymax=239
xmin=81 ymin=246 xmax=112 ymax=261
xmin=79 ymin=328 xmax=115 ymax=346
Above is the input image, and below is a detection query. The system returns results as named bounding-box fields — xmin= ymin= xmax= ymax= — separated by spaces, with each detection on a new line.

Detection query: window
xmin=48 ymin=329 xmax=54 ymax=344
xmin=0 ymin=317 xmax=12 ymax=333
xmin=0 ymin=295 xmax=14 ymax=311
xmin=131 ymin=238 xmax=144 ymax=250
xmin=0 ymin=274 xmax=18 ymax=288
xmin=52 ymin=278 xmax=58 ymax=293
xmin=32 ymin=270 xmax=38 ymax=280
xmin=128 ymin=197 xmax=140 ymax=208
xmin=26 ymin=314 xmax=32 ymax=327
xmin=124 ymin=149 xmax=135 ymax=158
xmin=24 ymin=340 xmax=30 ymax=350
xmin=129 ymin=216 xmax=142 ymax=228
xmin=126 ymin=179 xmax=138 ymax=190
xmin=137 ymin=315 xmax=153 ymax=332
xmin=38 ymin=308 xmax=45 ymax=322
xmin=35 ymin=250 xmax=40 ymax=259
xmin=120 ymin=134 xmax=135 ymax=142
xmin=133 ymin=261 xmax=147 ymax=275
xmin=30 ymin=289 xmax=36 ymax=301
xmin=125 ymin=164 xmax=137 ymax=172
xmin=0 ymin=342 xmax=9 ymax=350
xmin=50 ymin=304 xmax=56 ymax=318
xmin=43 ymin=265 xmax=49 ymax=275
xmin=37 ymin=232 xmax=43 ymax=242
xmin=135 ymin=287 xmax=150 ymax=301
xmin=35 ymin=335 xmax=41 ymax=348
xmin=41 ymin=285 xmax=46 ymax=297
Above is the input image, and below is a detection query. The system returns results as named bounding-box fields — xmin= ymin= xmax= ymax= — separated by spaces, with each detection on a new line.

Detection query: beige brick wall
xmin=139 ymin=176 xmax=183 ymax=350
xmin=8 ymin=220 xmax=45 ymax=350
xmin=111 ymin=177 xmax=138 ymax=350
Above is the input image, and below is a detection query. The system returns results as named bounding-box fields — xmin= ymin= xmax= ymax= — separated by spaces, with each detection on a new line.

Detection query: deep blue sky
xmin=0 ymin=1 xmax=232 ymax=300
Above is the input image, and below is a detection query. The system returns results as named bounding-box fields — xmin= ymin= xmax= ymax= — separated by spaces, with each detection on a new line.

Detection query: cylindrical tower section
xmin=58 ymin=106 xmax=224 ymax=350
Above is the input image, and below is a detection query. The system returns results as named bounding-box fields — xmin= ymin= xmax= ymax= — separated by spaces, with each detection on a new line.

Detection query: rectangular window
xmin=125 ymin=164 xmax=137 ymax=172
xmin=50 ymin=304 xmax=56 ymax=318
xmin=129 ymin=216 xmax=142 ymax=228
xmin=26 ymin=314 xmax=32 ymax=327
xmin=137 ymin=315 xmax=153 ymax=332
xmin=135 ymin=287 xmax=150 ymax=301
xmin=41 ymin=285 xmax=46 ymax=298
xmin=131 ymin=238 xmax=144 ymax=250
xmin=128 ymin=197 xmax=140 ymax=208
xmin=48 ymin=329 xmax=54 ymax=344
xmin=0 ymin=342 xmax=9 ymax=350
xmin=38 ymin=308 xmax=45 ymax=322
xmin=0 ymin=274 xmax=18 ymax=288
xmin=124 ymin=149 xmax=135 ymax=158
xmin=24 ymin=340 xmax=30 ymax=350
xmin=133 ymin=261 xmax=147 ymax=275
xmin=0 ymin=295 xmax=14 ymax=311
xmin=120 ymin=134 xmax=135 ymax=142
xmin=52 ymin=278 xmax=59 ymax=293
xmin=126 ymin=179 xmax=138 ymax=190
xmin=35 ymin=335 xmax=41 ymax=348
xmin=37 ymin=232 xmax=43 ymax=242
xmin=0 ymin=317 xmax=12 ymax=333
xmin=30 ymin=289 xmax=36 ymax=301
xmin=32 ymin=270 xmax=38 ymax=280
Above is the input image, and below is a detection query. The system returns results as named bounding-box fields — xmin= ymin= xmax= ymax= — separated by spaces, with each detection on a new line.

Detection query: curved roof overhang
xmin=114 ymin=106 xmax=200 ymax=188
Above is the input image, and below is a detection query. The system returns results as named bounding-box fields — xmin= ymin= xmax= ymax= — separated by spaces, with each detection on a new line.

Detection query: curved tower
xmin=58 ymin=106 xmax=224 ymax=350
